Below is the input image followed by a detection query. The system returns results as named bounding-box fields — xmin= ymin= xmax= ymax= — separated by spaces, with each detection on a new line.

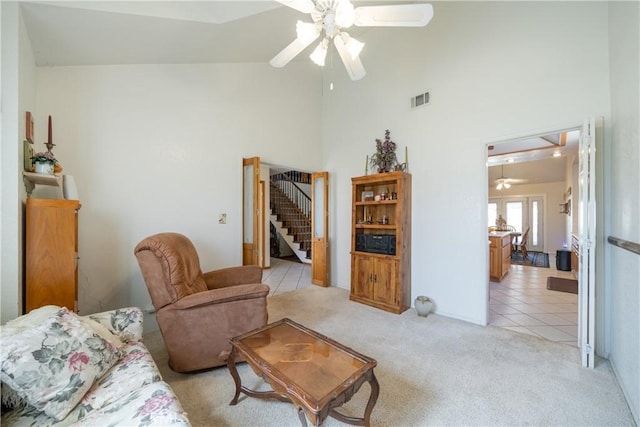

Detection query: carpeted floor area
xmin=511 ymin=251 xmax=549 ymax=268
xmin=144 ymin=287 xmax=634 ymax=427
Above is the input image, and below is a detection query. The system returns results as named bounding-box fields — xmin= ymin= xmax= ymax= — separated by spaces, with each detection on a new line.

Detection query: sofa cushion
xmin=87 ymin=307 xmax=144 ymax=344
xmin=1 ymin=342 xmax=168 ymax=427
xmin=0 ymin=306 xmax=60 ymax=340
xmin=74 ymin=381 xmax=190 ymax=426
xmin=78 ymin=341 xmax=162 ymax=413
xmin=1 ymin=306 xmax=125 ymax=411
xmin=0 ymin=308 xmax=121 ymax=421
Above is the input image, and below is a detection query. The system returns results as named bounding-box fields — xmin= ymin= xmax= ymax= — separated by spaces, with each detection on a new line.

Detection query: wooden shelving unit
xmin=350 ymin=171 xmax=411 ymax=314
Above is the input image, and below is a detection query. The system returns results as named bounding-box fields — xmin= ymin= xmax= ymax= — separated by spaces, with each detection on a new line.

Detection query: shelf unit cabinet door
xmin=25 ymin=199 xmax=80 ymax=313
xmin=352 ymin=255 xmax=374 ymax=299
xmin=372 ymin=258 xmax=398 ymax=306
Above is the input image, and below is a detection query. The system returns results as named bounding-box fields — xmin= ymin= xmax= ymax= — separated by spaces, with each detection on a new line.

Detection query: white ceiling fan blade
xmin=274 ymin=0 xmax=315 ymax=14
xmin=270 ymin=35 xmax=318 ymax=68
xmin=334 ymin=36 xmax=366 ymax=81
xmin=354 ymin=4 xmax=434 ymax=27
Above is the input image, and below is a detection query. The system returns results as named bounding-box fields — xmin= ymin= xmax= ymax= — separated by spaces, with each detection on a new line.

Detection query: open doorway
xmin=267 ymin=165 xmax=314 ymax=267
xmin=243 ymin=158 xmax=330 ymax=287
xmin=486 ymin=128 xmax=581 ymax=346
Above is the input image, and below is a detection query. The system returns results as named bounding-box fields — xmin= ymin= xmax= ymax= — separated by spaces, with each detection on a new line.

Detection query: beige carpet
xmin=144 ymin=287 xmax=634 ymax=426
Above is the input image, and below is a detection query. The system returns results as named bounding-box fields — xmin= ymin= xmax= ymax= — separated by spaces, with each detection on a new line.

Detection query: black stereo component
xmin=356 ymin=234 xmax=396 ymax=255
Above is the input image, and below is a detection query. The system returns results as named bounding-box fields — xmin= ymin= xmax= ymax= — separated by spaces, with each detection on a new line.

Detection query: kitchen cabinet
xmin=489 ymin=232 xmax=511 ymax=281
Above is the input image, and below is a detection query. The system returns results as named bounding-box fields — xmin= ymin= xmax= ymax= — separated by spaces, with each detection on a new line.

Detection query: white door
xmin=578 ymin=117 xmax=597 ymax=368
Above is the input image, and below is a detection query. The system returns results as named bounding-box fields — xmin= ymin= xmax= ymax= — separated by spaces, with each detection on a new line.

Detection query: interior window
xmin=505 ymin=202 xmax=523 ymax=232
xmin=488 ymin=203 xmax=497 ymax=227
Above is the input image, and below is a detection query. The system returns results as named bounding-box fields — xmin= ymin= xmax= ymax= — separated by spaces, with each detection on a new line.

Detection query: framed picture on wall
xmin=24 ymin=111 xmax=34 ymax=171
xmin=26 ymin=111 xmax=34 ymax=142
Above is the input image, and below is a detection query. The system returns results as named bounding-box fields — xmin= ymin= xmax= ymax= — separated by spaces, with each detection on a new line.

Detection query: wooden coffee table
xmin=227 ymin=318 xmax=379 ymax=427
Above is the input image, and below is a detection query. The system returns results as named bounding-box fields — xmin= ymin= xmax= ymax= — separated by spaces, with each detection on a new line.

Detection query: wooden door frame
xmin=242 ymin=157 xmax=260 ymax=266
xmin=311 ymin=171 xmax=329 ymax=286
xmin=260 ymin=180 xmax=266 ymax=269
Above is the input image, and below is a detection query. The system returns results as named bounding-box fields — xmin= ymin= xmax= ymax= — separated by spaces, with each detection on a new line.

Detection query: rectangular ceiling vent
xmin=410 ymin=91 xmax=430 ymax=109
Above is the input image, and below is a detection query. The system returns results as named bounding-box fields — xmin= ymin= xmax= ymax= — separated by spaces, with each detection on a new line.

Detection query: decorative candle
xmin=48 ymin=116 xmax=52 ymax=144
xmin=365 ymin=155 xmax=369 ymax=174
xmin=405 ymin=146 xmax=408 ymax=165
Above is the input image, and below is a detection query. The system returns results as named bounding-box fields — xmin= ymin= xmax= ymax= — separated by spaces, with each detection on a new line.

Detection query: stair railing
xmin=270 ymin=175 xmax=311 ymax=223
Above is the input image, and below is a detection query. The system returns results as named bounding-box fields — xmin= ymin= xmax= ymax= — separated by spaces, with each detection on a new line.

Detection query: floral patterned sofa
xmin=1 ymin=306 xmax=190 ymax=426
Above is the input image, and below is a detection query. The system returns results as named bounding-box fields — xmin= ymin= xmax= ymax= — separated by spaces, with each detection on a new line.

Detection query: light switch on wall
xmin=219 ymin=213 xmax=227 ymax=224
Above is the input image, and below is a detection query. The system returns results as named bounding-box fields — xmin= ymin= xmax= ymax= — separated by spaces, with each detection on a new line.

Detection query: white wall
xmin=0 ymin=2 xmax=21 ymax=323
xmin=33 ymin=63 xmax=322 ymax=324
xmin=1 ymin=2 xmax=37 ymax=323
xmin=322 ymin=1 xmax=611 ymax=324
xmin=607 ymin=2 xmax=639 ymax=423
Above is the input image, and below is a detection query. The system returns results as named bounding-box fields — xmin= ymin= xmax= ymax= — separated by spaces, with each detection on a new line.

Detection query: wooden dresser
xmin=489 ymin=231 xmax=512 ymax=281
xmin=25 ymin=198 xmax=81 ymax=313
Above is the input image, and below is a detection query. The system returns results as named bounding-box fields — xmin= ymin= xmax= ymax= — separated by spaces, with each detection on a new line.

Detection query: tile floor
xmin=489 ymin=259 xmax=578 ymax=346
xmin=266 ymin=256 xmax=579 ymax=347
xmin=263 ymin=257 xmax=313 ymax=296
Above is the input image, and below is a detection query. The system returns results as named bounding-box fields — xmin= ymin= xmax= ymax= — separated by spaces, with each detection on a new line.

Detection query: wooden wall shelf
xmin=22 ymin=171 xmax=62 ymax=197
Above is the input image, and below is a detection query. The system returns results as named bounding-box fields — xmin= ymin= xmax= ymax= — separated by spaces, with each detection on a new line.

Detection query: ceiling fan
xmin=494 ymin=165 xmax=527 ymax=190
xmin=271 ymin=0 xmax=434 ymax=80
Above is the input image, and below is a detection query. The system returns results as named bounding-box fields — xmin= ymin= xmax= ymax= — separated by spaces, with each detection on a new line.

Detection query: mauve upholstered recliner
xmin=134 ymin=232 xmax=269 ymax=373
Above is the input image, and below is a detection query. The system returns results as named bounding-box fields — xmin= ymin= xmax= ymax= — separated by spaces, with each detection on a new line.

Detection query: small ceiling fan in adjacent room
xmin=493 ymin=165 xmax=528 ymax=190
xmin=271 ymin=0 xmax=434 ymax=80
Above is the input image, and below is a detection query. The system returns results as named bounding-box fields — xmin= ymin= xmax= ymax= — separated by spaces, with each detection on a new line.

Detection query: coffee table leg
xmin=330 ymin=370 xmax=380 ymax=427
xmin=297 ymin=407 xmax=309 ymax=427
xmin=227 ymin=346 xmax=242 ymax=405
xmin=362 ymin=371 xmax=380 ymax=427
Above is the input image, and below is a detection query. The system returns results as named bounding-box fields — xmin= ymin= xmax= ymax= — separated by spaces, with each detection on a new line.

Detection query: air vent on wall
xmin=410 ymin=91 xmax=430 ymax=109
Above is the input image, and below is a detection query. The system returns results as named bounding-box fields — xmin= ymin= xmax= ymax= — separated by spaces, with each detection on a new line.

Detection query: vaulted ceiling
xmin=20 ymin=1 xmax=578 ymax=187
xmin=20 ymin=1 xmax=298 ymax=66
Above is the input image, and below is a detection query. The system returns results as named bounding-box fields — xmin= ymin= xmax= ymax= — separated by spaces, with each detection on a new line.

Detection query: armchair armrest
xmin=203 ymin=265 xmax=263 ymax=290
xmin=172 ymin=283 xmax=269 ymax=311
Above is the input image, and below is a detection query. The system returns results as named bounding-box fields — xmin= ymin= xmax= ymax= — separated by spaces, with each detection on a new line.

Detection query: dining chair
xmin=513 ymin=226 xmax=530 ymax=259
xmin=504 ymin=225 xmax=517 ymax=251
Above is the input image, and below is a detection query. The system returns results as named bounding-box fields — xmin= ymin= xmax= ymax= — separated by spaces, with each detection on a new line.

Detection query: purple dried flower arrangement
xmin=369 ymin=129 xmax=399 ymax=173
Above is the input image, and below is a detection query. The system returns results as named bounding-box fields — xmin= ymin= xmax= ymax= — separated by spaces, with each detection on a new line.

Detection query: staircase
xmin=270 ymin=173 xmax=312 ymax=264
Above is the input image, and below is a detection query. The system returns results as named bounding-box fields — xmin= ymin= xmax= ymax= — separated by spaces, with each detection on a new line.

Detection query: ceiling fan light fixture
xmin=273 ymin=1 xmax=433 ymax=80
xmin=504 ymin=182 xmax=511 ymax=189
xmin=296 ymin=20 xmax=320 ymax=42
xmin=335 ymin=0 xmax=356 ymax=28
xmin=310 ymin=39 xmax=329 ymax=66
xmin=340 ymin=32 xmax=364 ymax=59
xmin=496 ymin=182 xmax=503 ymax=190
